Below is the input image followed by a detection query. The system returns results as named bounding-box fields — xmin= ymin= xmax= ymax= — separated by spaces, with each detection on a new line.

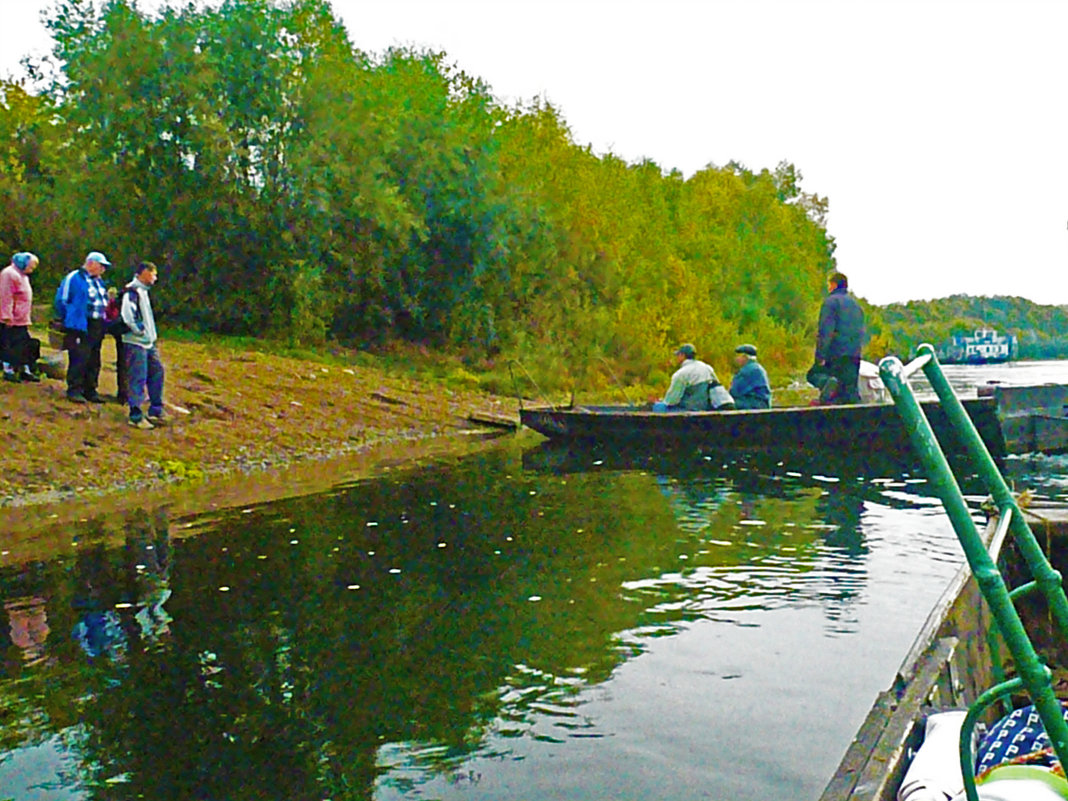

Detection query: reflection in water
xmin=0 ymin=443 xmax=999 ymax=800
xmin=1 ymin=558 xmax=54 ymax=673
xmin=4 ymin=595 xmax=51 ymax=667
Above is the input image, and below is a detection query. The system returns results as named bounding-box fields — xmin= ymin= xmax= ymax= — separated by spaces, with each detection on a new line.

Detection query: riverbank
xmin=0 ymin=333 xmax=520 ymax=529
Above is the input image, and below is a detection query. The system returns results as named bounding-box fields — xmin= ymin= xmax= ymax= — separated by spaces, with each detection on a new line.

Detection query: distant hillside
xmin=878 ymin=295 xmax=1068 ymax=360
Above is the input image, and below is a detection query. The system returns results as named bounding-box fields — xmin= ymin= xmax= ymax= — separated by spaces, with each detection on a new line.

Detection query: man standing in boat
xmin=815 ymin=271 xmax=865 ymax=404
xmin=653 ymin=343 xmax=734 ymax=411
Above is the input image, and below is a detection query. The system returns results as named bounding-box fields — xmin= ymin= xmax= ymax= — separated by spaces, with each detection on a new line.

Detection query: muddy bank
xmin=0 ymin=334 xmax=525 ymax=538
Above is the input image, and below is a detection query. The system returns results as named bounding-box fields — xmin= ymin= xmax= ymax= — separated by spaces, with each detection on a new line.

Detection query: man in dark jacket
xmin=55 ymin=251 xmax=111 ymax=403
xmin=815 ymin=271 xmax=865 ymax=404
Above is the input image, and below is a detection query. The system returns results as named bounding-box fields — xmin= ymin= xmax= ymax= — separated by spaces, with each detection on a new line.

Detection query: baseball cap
xmin=86 ymin=251 xmax=111 ymax=266
xmin=735 ymin=344 xmax=758 ymax=356
xmin=675 ymin=343 xmax=696 ymax=359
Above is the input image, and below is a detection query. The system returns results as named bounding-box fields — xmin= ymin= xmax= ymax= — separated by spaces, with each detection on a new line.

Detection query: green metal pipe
xmin=984 ymin=622 xmax=1011 ymax=718
xmin=879 ymin=354 xmax=1068 ymax=776
xmin=916 ymin=343 xmax=1068 ymax=644
xmin=959 ymin=677 xmax=1027 ymax=801
xmin=1008 ymin=580 xmax=1039 ymax=601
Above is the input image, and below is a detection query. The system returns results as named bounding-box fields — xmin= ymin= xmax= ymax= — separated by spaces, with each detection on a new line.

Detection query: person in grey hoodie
xmin=121 ymin=262 xmax=165 ymax=429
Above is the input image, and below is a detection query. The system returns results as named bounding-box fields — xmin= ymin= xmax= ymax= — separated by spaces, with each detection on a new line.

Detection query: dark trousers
xmin=126 ymin=344 xmax=165 ymax=419
xmin=827 ymin=355 xmax=861 ymax=404
xmin=65 ymin=318 xmax=106 ymax=398
xmin=108 ymin=327 xmax=128 ymax=402
xmin=1 ymin=325 xmax=40 ymax=370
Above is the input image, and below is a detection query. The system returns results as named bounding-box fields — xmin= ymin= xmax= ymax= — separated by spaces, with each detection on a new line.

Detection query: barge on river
xmin=939 ymin=328 xmax=1018 ymax=365
xmin=520 ymin=384 xmax=1068 ymax=457
xmin=819 ymin=505 xmax=1068 ymax=801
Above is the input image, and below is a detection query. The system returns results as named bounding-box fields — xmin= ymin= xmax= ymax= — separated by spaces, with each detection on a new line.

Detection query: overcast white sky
xmin=3 ymin=0 xmax=1067 ymax=306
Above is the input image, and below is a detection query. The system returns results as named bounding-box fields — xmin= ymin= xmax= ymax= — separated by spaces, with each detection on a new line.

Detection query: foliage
xmin=3 ymin=0 xmax=843 ymax=394
xmin=880 ymin=295 xmax=1068 ymax=360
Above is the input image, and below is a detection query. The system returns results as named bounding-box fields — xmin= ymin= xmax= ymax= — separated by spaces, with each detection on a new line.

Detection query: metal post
xmin=879 ymin=353 xmax=1068 ymax=780
xmin=916 ymin=343 xmax=1068 ymax=644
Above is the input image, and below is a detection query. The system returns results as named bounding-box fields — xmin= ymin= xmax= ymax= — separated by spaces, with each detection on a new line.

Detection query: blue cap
xmin=86 ymin=251 xmax=111 ymax=266
xmin=12 ymin=252 xmax=33 ymax=270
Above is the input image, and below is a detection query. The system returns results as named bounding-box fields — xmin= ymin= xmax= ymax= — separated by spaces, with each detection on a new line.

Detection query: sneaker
xmin=128 ymin=417 xmax=154 ymax=429
xmin=67 ymin=392 xmax=88 ymax=404
xmin=147 ymin=414 xmax=168 ymax=427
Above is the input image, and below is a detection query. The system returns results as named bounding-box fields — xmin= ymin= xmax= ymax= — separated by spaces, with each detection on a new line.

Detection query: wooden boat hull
xmin=819 ymin=507 xmax=1068 ymax=801
xmin=520 ymin=384 xmax=1068 ymax=456
xmin=521 ymin=398 xmax=1006 ymax=457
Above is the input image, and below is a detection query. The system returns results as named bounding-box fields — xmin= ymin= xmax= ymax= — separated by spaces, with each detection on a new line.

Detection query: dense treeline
xmin=881 ymin=295 xmax=1068 ymax=361
xmin=0 ymin=0 xmax=839 ymax=391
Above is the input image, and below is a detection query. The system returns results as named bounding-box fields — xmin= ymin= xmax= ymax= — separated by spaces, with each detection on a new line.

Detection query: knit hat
xmin=12 ymin=252 xmax=33 ymax=270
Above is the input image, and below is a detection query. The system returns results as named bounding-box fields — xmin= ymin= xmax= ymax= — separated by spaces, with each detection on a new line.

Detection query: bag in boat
xmin=709 ymin=382 xmax=735 ymax=410
xmin=806 ymin=361 xmax=832 ymax=390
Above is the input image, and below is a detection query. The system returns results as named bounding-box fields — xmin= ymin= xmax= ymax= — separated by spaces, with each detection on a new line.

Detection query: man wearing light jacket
xmin=653 ymin=343 xmax=734 ymax=411
xmin=121 ymin=261 xmax=166 ymax=429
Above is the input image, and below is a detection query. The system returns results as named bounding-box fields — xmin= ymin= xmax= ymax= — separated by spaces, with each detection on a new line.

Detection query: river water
xmin=3 ymin=361 xmax=1068 ymax=801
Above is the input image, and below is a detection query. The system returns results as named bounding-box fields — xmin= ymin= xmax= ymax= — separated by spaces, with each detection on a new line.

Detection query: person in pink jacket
xmin=0 ymin=252 xmax=41 ymax=382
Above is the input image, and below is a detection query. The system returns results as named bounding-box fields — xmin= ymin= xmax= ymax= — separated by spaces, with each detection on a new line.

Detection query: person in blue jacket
xmin=55 ymin=251 xmax=111 ymax=403
xmin=729 ymin=344 xmax=771 ymax=409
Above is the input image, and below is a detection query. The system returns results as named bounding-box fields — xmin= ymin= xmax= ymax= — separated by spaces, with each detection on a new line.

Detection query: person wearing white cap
xmin=54 ymin=251 xmax=112 ymax=403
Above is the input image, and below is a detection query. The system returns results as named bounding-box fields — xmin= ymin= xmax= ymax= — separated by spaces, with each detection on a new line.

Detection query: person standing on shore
xmin=104 ymin=287 xmax=128 ymax=404
xmin=0 ymin=252 xmax=42 ymax=383
xmin=121 ymin=262 xmax=165 ymax=429
xmin=55 ymin=251 xmax=111 ymax=403
xmin=815 ymin=271 xmax=865 ymax=405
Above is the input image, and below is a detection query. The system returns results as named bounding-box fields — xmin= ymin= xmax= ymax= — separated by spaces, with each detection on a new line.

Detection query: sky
xmin=3 ymin=0 xmax=1067 ymax=307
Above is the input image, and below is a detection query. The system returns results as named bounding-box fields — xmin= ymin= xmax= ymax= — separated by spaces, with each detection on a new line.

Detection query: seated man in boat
xmin=652 ymin=343 xmax=734 ymax=412
xmin=728 ymin=344 xmax=771 ymax=409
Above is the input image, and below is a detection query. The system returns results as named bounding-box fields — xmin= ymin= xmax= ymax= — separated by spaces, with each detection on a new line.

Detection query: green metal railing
xmin=879 ymin=343 xmax=1068 ymax=801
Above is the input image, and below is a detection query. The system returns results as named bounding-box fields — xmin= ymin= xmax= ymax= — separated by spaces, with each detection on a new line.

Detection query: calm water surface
xmin=3 ymin=361 xmax=1068 ymax=801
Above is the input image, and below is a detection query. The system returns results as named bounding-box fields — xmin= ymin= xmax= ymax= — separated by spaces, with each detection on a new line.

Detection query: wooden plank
xmin=467 ymin=412 xmax=519 ymax=430
xmin=819 ymin=637 xmax=959 ymax=801
xmin=817 ymin=691 xmax=897 ymax=801
xmin=370 ymin=391 xmax=407 ymax=406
